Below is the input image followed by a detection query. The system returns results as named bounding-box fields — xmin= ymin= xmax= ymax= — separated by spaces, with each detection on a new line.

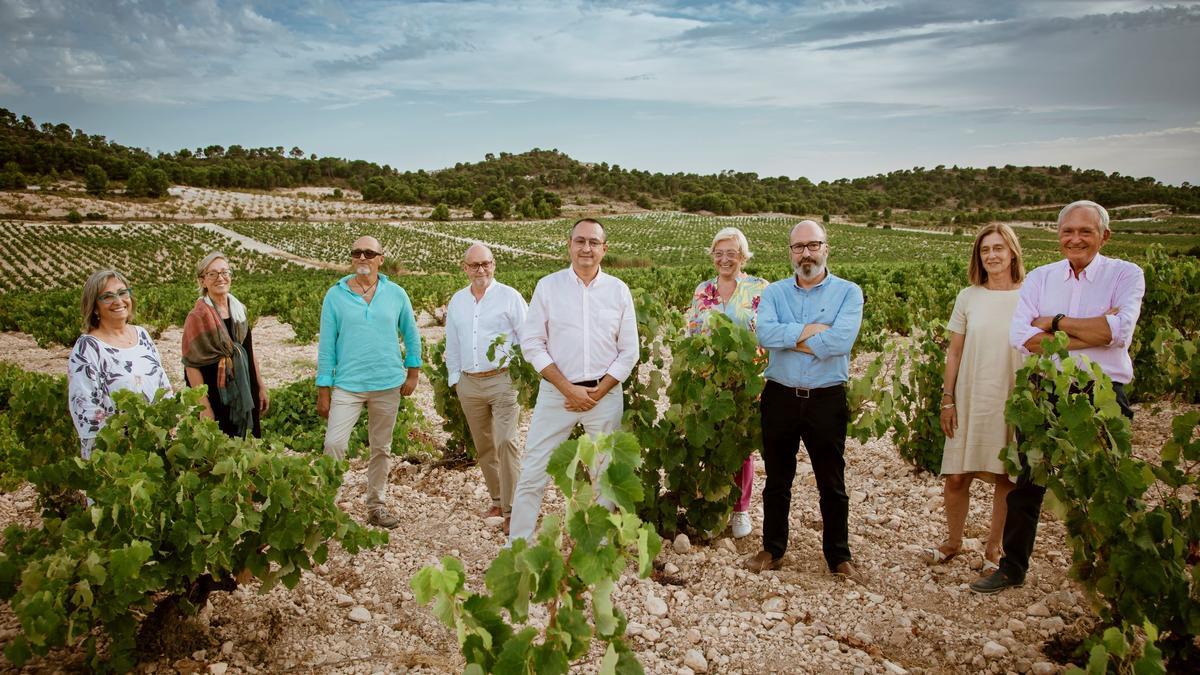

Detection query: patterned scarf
xmin=181 ymin=294 xmax=254 ymax=436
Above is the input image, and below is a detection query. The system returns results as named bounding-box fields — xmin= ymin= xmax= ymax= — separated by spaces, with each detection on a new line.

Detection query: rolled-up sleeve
xmin=806 ymin=284 xmax=864 ymax=359
xmin=1010 ymin=273 xmax=1044 ymax=355
xmin=316 ymin=290 xmax=338 ymax=387
xmin=1105 ymin=263 xmax=1145 ymax=348
xmin=606 ymin=285 xmax=639 ymax=383
xmin=396 ymin=289 xmax=422 ymax=368
xmin=756 ymin=284 xmax=805 ymax=349
xmin=521 ymin=280 xmax=554 ymax=374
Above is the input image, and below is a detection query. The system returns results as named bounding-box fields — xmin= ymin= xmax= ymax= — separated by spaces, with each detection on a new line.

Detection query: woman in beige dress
xmin=929 ymin=223 xmax=1025 ymax=571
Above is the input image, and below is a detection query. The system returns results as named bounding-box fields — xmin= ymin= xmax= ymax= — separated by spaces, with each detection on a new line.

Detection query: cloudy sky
xmin=2 ymin=0 xmax=1198 ymax=184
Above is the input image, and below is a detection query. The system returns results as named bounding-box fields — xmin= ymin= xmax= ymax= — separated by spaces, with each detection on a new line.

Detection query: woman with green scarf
xmin=182 ymin=251 xmax=269 ymax=438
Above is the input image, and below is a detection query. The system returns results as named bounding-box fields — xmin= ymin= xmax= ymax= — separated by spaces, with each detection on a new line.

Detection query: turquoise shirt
xmin=756 ymin=272 xmax=864 ymax=389
xmin=317 ymin=274 xmax=422 ymax=392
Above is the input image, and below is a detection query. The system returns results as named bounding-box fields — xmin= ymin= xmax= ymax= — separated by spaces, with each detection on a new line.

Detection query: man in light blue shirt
xmin=745 ymin=220 xmax=866 ymax=585
xmin=317 ymin=235 xmax=422 ymax=529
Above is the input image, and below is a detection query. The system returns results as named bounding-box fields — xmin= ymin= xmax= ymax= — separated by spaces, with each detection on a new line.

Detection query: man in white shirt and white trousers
xmin=507 ymin=218 xmax=639 ymax=545
xmin=445 ymin=243 xmax=528 ymax=534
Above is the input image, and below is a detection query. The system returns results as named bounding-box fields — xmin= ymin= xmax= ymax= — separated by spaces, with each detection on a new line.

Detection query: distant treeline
xmin=2 ymin=107 xmax=1198 ymax=217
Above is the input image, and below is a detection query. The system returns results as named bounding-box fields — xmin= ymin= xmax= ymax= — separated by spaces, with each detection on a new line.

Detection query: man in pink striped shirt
xmin=971 ymin=200 xmax=1144 ymax=594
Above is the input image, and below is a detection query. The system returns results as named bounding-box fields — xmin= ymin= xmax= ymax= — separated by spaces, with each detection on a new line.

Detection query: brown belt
xmin=464 ymin=367 xmax=508 ymax=378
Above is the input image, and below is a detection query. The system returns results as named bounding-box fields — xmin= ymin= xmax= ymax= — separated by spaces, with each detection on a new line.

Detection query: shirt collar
xmin=1060 ymin=254 xmax=1105 ymax=282
xmin=793 ymin=271 xmax=832 ymax=291
xmin=570 ymin=266 xmax=605 ymax=287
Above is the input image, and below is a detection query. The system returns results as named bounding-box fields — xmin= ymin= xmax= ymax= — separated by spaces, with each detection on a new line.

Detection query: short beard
xmin=355 ymin=264 xmax=371 ymax=276
xmin=793 ymin=260 xmax=826 ymax=281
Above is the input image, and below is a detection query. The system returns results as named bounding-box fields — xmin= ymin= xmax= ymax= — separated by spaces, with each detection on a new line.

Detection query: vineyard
xmin=0 ymin=202 xmax=1197 ymax=673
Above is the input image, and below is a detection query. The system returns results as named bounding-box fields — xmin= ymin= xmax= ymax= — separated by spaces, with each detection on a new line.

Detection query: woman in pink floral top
xmin=682 ymin=227 xmax=769 ymax=539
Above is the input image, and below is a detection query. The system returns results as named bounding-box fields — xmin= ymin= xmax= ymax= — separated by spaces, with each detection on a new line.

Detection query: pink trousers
xmin=734 ymin=455 xmax=754 ymax=512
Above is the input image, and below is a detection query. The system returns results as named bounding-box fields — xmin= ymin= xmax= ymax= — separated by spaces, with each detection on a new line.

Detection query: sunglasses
xmin=351 ymin=249 xmax=382 ymax=259
xmin=202 ymin=269 xmax=233 ymax=280
xmin=98 ymin=288 xmax=132 ymax=305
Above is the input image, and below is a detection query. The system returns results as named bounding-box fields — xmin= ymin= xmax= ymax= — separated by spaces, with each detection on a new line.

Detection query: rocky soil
xmin=0 ymin=320 xmax=1191 ymax=674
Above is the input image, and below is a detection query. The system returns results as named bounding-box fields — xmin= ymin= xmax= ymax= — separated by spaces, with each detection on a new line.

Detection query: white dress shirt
xmin=521 ymin=267 xmax=639 ymax=384
xmin=445 ymin=280 xmax=528 ymax=387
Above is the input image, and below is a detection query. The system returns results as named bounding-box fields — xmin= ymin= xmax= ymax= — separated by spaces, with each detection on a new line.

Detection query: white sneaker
xmin=730 ymin=511 xmax=752 ymax=539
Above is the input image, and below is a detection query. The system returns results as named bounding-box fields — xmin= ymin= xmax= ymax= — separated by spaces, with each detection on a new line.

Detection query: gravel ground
xmin=0 ymin=321 xmax=1191 ymax=674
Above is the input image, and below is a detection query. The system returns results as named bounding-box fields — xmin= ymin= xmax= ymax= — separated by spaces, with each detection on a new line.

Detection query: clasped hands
xmin=562 ymin=382 xmax=606 ymax=412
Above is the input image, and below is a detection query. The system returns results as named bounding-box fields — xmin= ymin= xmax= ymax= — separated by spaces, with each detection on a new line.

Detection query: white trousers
xmin=507 ymin=380 xmax=623 ymax=544
xmin=323 ymin=386 xmax=402 ymax=510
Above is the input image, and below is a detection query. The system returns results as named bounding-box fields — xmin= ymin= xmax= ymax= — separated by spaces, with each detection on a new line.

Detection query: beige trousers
xmin=323 ymin=385 xmax=402 ymax=510
xmin=456 ymin=371 xmax=522 ymax=515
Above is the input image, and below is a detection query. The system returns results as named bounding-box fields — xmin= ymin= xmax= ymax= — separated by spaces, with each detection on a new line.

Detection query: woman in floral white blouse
xmin=68 ymin=269 xmax=172 ymax=458
xmin=682 ymin=227 xmax=769 ymax=538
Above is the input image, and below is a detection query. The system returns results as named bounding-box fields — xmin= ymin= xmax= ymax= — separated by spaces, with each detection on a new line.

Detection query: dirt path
xmin=192 ymin=223 xmax=338 ymax=270
xmin=387 ymin=221 xmax=558 ymax=259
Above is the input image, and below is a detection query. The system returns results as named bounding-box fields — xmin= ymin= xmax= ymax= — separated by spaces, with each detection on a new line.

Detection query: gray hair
xmin=80 ymin=268 xmax=133 ymax=332
xmin=710 ymin=226 xmax=753 ymax=261
xmin=1057 ymin=200 xmax=1110 ymax=233
xmin=195 ymin=251 xmax=229 ymax=295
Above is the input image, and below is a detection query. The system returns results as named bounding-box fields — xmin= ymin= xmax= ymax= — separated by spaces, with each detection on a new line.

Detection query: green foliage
xmin=1130 ymin=247 xmax=1200 ymax=401
xmin=430 ymin=203 xmax=451 ymax=221
xmin=0 ymin=388 xmax=387 ymax=671
xmin=411 ymin=431 xmax=660 ymax=674
xmin=65 ymin=209 xmax=83 ymax=224
xmin=0 ymin=363 xmax=78 ymax=512
xmin=1005 ymin=333 xmax=1199 ymax=665
xmin=848 ymin=314 xmax=947 ymax=473
xmin=0 ymin=161 xmax=26 ymax=190
xmin=621 ymin=288 xmax=676 ymax=448
xmin=259 ymin=377 xmax=434 ymax=460
xmin=423 ymin=337 xmax=475 ymax=458
xmin=83 ymin=164 xmax=107 ymax=195
xmin=1065 ymin=621 xmax=1165 ymax=675
xmin=639 ymin=312 xmax=764 ymax=538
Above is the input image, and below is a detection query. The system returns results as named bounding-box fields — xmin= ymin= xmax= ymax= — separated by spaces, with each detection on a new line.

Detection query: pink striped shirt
xmin=1010 ymin=254 xmax=1144 ymax=384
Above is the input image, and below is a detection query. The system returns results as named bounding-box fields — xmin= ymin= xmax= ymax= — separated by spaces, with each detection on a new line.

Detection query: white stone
xmin=982 ymin=641 xmax=1009 ymax=659
xmin=208 ymin=664 xmax=228 ymax=675
xmin=1032 ymin=661 xmax=1056 ymax=674
xmin=221 ymin=641 xmax=234 ymax=656
xmin=673 ymin=533 xmax=692 ymax=554
xmin=1041 ymin=616 xmax=1066 ymax=633
xmin=646 ymin=594 xmax=669 ymax=617
xmin=762 ymin=596 xmax=787 ymax=613
xmin=683 ymin=649 xmax=708 ymax=673
xmin=686 ymin=628 xmax=702 ymax=644
xmin=1027 ymin=602 xmax=1051 ymax=617
xmin=627 ymin=622 xmax=645 ymax=636
xmin=643 ymin=628 xmax=661 ymax=642
xmin=663 ymin=562 xmax=680 ymax=575
xmin=335 ymin=593 xmax=354 ymax=607
xmin=348 ymin=606 xmax=371 ymax=623
xmin=1007 ymin=619 xmax=1026 ymax=633
xmin=882 ymin=662 xmax=909 ymax=675
xmin=850 ymin=490 xmax=867 ymax=504
xmin=484 ymin=516 xmax=504 ymax=528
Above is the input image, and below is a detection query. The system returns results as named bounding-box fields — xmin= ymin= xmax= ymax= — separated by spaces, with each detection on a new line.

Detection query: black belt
xmin=572 ymin=379 xmax=600 ymax=388
xmin=766 ymin=380 xmax=844 ymax=399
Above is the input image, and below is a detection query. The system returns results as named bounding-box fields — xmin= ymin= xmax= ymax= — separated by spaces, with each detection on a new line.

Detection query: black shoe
xmin=969 ymin=570 xmax=1023 ymax=594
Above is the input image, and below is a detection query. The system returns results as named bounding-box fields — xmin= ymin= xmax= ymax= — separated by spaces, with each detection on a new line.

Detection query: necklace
xmin=355 ymin=276 xmax=379 ymax=298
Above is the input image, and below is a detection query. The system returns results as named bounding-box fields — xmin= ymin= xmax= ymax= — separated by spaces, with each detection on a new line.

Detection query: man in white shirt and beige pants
xmin=507 ymin=218 xmax=639 ymax=545
xmin=445 ymin=243 xmax=528 ymax=534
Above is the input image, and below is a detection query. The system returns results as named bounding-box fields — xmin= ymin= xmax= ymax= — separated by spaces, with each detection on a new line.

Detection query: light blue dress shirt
xmin=756 ymin=272 xmax=864 ymax=389
xmin=317 ymin=274 xmax=422 ymax=392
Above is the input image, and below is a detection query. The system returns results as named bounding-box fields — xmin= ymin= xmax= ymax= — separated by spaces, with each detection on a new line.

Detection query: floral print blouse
xmin=68 ymin=326 xmax=172 ymax=458
xmin=683 ymin=274 xmax=770 ymax=337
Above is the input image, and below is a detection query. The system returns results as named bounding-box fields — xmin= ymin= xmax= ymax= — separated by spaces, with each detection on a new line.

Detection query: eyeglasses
xmin=711 ymin=250 xmax=741 ymax=260
xmin=351 ymin=249 xmax=382 ymax=259
xmin=202 ymin=269 xmax=233 ymax=280
xmin=98 ymin=288 xmax=132 ymax=305
xmin=465 ymin=261 xmax=494 ymax=271
xmin=571 ymin=237 xmax=605 ymax=249
xmin=789 ymin=241 xmax=826 ymax=253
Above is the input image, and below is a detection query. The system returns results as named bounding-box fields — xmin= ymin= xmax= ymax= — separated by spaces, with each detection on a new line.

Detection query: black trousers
xmin=998 ymin=381 xmax=1133 ymax=581
xmin=759 ymin=380 xmax=851 ymax=571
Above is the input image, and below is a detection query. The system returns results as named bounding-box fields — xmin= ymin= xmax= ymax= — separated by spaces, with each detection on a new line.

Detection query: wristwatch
xmin=1050 ymin=313 xmax=1065 ymax=333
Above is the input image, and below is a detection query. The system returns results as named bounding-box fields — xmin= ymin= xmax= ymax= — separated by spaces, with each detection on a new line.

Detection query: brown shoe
xmin=367 ymin=508 xmax=401 ymax=529
xmin=482 ymin=505 xmax=502 ymax=518
xmin=744 ymin=550 xmax=783 ymax=573
xmin=834 ymin=561 xmax=868 ymax=586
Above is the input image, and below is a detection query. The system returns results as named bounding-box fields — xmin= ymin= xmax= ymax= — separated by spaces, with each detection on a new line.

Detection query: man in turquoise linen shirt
xmin=316 ymin=235 xmax=422 ymax=529
xmin=745 ymin=220 xmax=867 ymax=585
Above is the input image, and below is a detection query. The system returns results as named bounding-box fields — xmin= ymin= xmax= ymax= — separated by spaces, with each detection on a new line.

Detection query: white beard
xmin=356 ymin=264 xmax=371 ymax=275
xmin=794 ymin=260 xmax=826 ymax=281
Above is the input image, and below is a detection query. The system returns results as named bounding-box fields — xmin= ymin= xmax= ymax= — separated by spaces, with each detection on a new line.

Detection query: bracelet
xmin=941 ymin=392 xmax=954 ymax=399
xmin=941 ymin=403 xmax=956 ymax=409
